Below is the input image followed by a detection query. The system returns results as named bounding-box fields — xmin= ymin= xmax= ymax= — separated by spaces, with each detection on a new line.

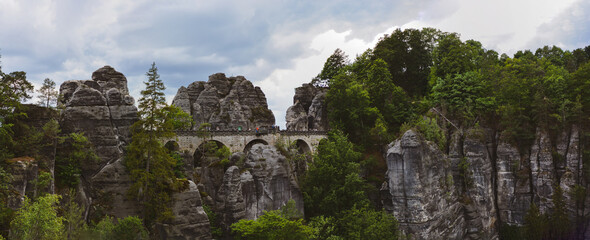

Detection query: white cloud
xmin=257 ymin=28 xmax=392 ymax=128
xmin=402 ymin=0 xmax=579 ymax=54
xmin=2 ymin=0 xmax=590 ymax=130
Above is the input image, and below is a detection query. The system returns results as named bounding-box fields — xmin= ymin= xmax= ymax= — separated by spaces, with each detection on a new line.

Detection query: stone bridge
xmin=164 ymin=130 xmax=328 ymax=156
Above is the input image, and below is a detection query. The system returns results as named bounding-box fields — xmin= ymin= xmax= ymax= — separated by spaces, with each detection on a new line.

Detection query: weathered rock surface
xmin=381 ymin=130 xmax=464 ymax=239
xmin=383 ymin=125 xmax=586 ymax=239
xmin=193 ymin=143 xmax=304 ymax=233
xmin=59 ymin=66 xmax=138 ymax=177
xmin=58 ymin=66 xmax=211 ymax=238
xmin=158 ymin=181 xmax=212 ymax=240
xmin=241 ymin=144 xmax=304 ymax=219
xmin=172 ymin=73 xmax=275 ymax=130
xmin=285 ymin=83 xmax=328 ymax=131
xmin=6 ymin=157 xmax=38 ymax=209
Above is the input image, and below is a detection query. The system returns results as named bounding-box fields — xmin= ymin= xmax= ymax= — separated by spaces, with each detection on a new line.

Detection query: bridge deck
xmin=168 ymin=131 xmax=328 ymax=154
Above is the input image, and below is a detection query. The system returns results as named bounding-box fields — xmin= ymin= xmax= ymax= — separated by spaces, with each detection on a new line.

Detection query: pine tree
xmin=124 ymin=62 xmax=191 ymax=226
xmin=37 ymin=78 xmax=58 ymax=108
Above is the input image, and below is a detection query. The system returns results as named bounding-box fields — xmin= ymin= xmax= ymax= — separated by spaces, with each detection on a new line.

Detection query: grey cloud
xmin=528 ymin=0 xmax=590 ymax=50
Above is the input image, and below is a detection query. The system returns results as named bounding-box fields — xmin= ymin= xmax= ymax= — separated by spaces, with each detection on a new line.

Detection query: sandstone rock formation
xmin=381 ymin=130 xmax=465 ymax=239
xmin=193 ymin=143 xmax=304 ymax=233
xmin=158 ymin=180 xmax=212 ymax=239
xmin=383 ymin=125 xmax=585 ymax=239
xmin=59 ymin=66 xmax=211 ymax=238
xmin=285 ymin=83 xmax=328 ymax=131
xmin=172 ymin=73 xmax=275 ymax=130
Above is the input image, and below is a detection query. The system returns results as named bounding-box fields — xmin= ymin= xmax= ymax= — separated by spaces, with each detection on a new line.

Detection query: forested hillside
xmin=1 ymin=27 xmax=590 ymax=239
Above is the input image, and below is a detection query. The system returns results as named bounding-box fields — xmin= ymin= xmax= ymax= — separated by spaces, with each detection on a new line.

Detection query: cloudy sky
xmin=1 ymin=0 xmax=589 ymax=128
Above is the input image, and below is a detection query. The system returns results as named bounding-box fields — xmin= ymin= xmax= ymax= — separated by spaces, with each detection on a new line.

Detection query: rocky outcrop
xmin=158 ymin=181 xmax=212 ymax=239
xmin=383 ymin=125 xmax=586 ymax=239
xmin=285 ymin=83 xmax=328 ymax=131
xmin=6 ymin=157 xmax=38 ymax=209
xmin=381 ymin=130 xmax=464 ymax=239
xmin=59 ymin=66 xmax=140 ymax=218
xmin=495 ymin=127 xmax=582 ymax=225
xmin=59 ymin=66 xmax=137 ymax=178
xmin=194 ymin=143 xmax=304 ymax=233
xmin=240 ymin=144 xmax=304 ymax=219
xmin=58 ymin=66 xmax=211 ymax=238
xmin=172 ymin=73 xmax=275 ymax=130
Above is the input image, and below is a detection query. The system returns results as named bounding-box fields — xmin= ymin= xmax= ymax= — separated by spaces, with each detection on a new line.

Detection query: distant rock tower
xmin=285 ymin=83 xmax=328 ymax=131
xmin=172 ymin=73 xmax=275 ymax=130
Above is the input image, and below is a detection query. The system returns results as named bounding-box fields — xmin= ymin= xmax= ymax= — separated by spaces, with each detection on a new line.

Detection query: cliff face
xmin=192 ymin=144 xmax=304 ymax=234
xmin=172 ymin=73 xmax=275 ymax=130
xmin=58 ymin=66 xmax=211 ymax=239
xmin=381 ymin=130 xmax=465 ymax=239
xmin=382 ymin=126 xmax=585 ymax=239
xmin=285 ymin=83 xmax=328 ymax=131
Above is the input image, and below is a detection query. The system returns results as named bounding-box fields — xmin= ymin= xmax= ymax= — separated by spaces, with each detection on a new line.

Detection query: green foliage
xmin=333 ymin=206 xmax=399 ymax=240
xmin=524 ymin=203 xmax=548 ymax=240
xmin=325 ymin=49 xmax=415 ymax=147
xmin=549 ymin=185 xmax=570 ymax=239
xmin=326 ymin=70 xmax=380 ymax=146
xmin=169 ymin=151 xmax=185 ymax=178
xmin=36 ymin=78 xmax=58 ymax=108
xmin=401 ymin=116 xmax=447 ymax=150
xmin=31 ymin=171 xmax=52 ymax=199
xmin=111 ymin=216 xmax=149 ymax=240
xmin=307 ymin=206 xmax=399 ymax=240
xmin=231 ymin=209 xmax=314 ymax=240
xmin=55 ymin=132 xmax=99 ymax=189
xmin=312 ymin=48 xmax=349 ymax=88
xmin=431 ymin=71 xmax=495 ymax=126
xmin=63 ymin=190 xmax=87 ymax=240
xmin=125 ymin=62 xmax=184 ymax=226
xmin=374 ymin=28 xmax=442 ymax=97
xmin=0 ymin=69 xmax=33 ymax=121
xmin=84 ymin=216 xmax=148 ymax=240
xmin=280 ymin=199 xmax=303 ymax=220
xmin=89 ymin=216 xmax=115 ymax=239
xmin=0 ymin=166 xmax=14 ymax=237
xmin=203 ymin=204 xmax=222 ymax=238
xmin=162 ymin=105 xmax=193 ymax=131
xmin=499 ymin=223 xmax=524 ymax=240
xmin=302 ymin=130 xmax=369 ymax=218
xmin=9 ymin=194 xmax=64 ymax=240
xmin=458 ymin=157 xmax=473 ymax=189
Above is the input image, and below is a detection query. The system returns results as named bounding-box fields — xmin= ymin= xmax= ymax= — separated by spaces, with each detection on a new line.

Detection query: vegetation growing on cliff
xmin=2 ymin=25 xmax=590 ymax=239
xmin=124 ymin=62 xmax=192 ymax=226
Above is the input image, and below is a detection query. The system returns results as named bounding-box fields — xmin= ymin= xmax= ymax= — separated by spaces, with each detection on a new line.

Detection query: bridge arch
xmin=244 ymin=139 xmax=269 ymax=153
xmin=164 ymin=140 xmax=180 ymax=152
xmin=293 ymin=139 xmax=311 ymax=154
xmin=194 ymin=140 xmax=228 ymax=168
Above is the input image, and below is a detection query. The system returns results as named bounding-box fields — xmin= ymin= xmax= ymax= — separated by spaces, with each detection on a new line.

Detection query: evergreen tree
xmin=125 ymin=62 xmax=191 ymax=226
xmin=37 ymin=78 xmax=58 ymax=108
xmin=524 ymin=203 xmax=548 ymax=240
xmin=550 ymin=185 xmax=570 ymax=239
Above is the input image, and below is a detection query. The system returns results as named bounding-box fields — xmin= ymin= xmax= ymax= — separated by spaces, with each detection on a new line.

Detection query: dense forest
xmin=2 ymin=27 xmax=590 ymax=239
